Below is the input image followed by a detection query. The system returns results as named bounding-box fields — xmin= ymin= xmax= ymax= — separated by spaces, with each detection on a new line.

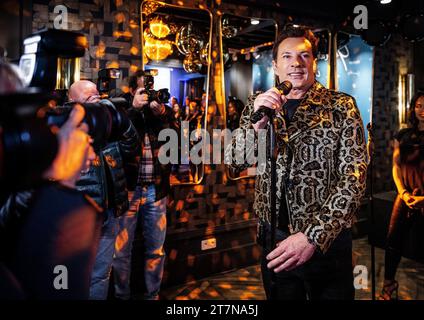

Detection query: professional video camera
xmin=140 ymin=70 xmax=170 ymax=104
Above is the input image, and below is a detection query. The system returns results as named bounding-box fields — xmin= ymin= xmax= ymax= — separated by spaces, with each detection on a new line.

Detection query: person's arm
xmin=392 ymin=139 xmax=410 ymax=201
xmin=393 ymin=136 xmax=424 ymax=209
xmin=118 ymin=120 xmax=140 ymax=160
xmin=302 ymin=96 xmax=368 ymax=253
xmin=391 ymin=137 xmax=424 ymax=209
xmin=43 ymin=104 xmax=95 ymax=188
xmin=224 ymin=95 xmax=259 ymax=173
xmin=225 ymin=88 xmax=286 ymax=173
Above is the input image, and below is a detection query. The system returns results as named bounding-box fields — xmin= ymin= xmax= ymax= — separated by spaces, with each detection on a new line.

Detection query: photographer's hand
xmin=132 ymin=87 xmax=149 ymax=110
xmin=252 ymin=87 xmax=287 ymax=132
xmin=43 ymin=104 xmax=95 ymax=188
xmin=150 ymin=101 xmax=166 ymax=117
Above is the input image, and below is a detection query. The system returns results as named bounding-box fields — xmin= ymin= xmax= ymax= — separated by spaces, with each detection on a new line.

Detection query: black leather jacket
xmin=127 ymin=106 xmax=177 ymax=201
xmin=76 ymin=123 xmax=140 ymax=216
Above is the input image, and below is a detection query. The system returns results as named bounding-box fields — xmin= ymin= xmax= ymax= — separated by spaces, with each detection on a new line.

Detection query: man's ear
xmin=313 ymin=58 xmax=317 ymax=74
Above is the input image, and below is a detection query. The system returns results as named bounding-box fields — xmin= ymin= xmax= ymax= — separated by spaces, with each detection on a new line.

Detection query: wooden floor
xmin=160 ymin=237 xmax=424 ymax=300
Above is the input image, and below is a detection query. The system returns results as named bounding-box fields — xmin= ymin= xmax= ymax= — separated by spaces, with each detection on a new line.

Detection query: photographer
xmin=112 ymin=71 xmax=176 ymax=300
xmin=0 ymin=61 xmax=99 ymax=299
xmin=68 ymin=80 xmax=139 ymax=300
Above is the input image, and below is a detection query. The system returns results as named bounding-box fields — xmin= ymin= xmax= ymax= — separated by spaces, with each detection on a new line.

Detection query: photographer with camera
xmin=112 ymin=70 xmax=176 ymax=300
xmin=0 ymin=61 xmax=99 ymax=299
xmin=67 ymin=80 xmax=140 ymax=300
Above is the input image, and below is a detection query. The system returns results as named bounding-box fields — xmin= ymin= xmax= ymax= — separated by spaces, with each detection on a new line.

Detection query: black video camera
xmin=140 ymin=72 xmax=170 ymax=104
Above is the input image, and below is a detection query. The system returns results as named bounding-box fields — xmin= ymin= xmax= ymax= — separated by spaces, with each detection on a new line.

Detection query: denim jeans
xmin=89 ymin=209 xmax=118 ymax=300
xmin=258 ymin=222 xmax=354 ymax=300
xmin=113 ymin=185 xmax=167 ymax=300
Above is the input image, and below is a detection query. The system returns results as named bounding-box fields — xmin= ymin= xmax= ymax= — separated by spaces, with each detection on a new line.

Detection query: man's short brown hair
xmin=272 ymin=26 xmax=319 ymax=61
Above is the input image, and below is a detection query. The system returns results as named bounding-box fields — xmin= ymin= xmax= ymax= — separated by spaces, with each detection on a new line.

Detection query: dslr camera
xmin=139 ymin=70 xmax=170 ymax=104
xmin=0 ymin=91 xmax=131 ymax=190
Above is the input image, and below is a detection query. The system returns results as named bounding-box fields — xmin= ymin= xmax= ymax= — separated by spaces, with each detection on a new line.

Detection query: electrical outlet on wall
xmin=201 ymin=238 xmax=216 ymax=251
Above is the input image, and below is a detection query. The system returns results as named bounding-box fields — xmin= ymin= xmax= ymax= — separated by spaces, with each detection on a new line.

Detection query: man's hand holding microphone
xmin=250 ymin=80 xmax=292 ymax=132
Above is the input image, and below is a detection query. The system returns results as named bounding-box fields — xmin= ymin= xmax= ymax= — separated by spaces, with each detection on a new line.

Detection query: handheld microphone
xmin=250 ymin=80 xmax=292 ymax=124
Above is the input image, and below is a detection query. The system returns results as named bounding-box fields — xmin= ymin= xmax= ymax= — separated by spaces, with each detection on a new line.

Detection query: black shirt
xmin=283 ymin=99 xmax=302 ymax=126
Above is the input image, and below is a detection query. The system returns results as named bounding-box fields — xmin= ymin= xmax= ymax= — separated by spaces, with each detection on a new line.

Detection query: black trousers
xmin=258 ymin=223 xmax=354 ymax=300
xmin=384 ymin=195 xmax=408 ymax=280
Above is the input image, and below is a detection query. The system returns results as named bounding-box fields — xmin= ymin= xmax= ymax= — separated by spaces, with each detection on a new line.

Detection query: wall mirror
xmin=141 ymin=1 xmax=212 ymax=185
xmin=219 ymin=13 xmax=277 ymax=180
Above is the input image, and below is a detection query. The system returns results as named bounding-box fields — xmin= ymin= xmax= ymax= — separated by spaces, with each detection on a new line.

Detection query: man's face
xmin=81 ymin=83 xmax=100 ymax=103
xmin=272 ymin=37 xmax=316 ymax=91
xmin=136 ymin=76 xmax=144 ymax=89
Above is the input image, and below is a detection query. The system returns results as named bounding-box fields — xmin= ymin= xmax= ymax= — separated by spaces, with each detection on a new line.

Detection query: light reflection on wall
xmin=317 ymin=35 xmax=373 ymax=140
xmin=147 ymin=66 xmax=171 ymax=91
xmin=252 ymin=49 xmax=274 ymax=92
xmin=336 ymin=35 xmax=373 ymax=140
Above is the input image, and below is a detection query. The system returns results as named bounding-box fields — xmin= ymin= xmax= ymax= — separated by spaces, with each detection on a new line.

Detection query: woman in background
xmin=379 ymin=92 xmax=424 ymax=300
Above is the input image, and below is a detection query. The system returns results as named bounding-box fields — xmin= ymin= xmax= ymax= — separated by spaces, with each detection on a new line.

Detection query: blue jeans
xmin=89 ymin=209 xmax=118 ymax=300
xmin=113 ymin=185 xmax=167 ymax=300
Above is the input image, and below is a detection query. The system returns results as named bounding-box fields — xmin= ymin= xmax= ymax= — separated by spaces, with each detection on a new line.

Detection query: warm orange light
xmin=121 ymin=85 xmax=130 ymax=93
xmin=129 ymin=19 xmax=138 ymax=29
xmin=95 ymin=41 xmax=106 ymax=58
xmin=114 ymin=12 xmax=126 ymax=24
xmin=129 ymin=64 xmax=139 ymax=73
xmin=107 ymin=61 xmax=119 ymax=69
xmin=144 ymin=36 xmax=173 ymax=61
xmin=149 ymin=17 xmax=170 ymax=38
xmin=76 ymin=35 xmax=88 ymax=48
xmin=130 ymin=46 xmax=139 ymax=55
xmin=113 ymin=31 xmax=132 ymax=40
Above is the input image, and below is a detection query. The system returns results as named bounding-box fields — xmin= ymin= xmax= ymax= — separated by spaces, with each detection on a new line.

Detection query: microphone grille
xmin=276 ymin=80 xmax=292 ymax=95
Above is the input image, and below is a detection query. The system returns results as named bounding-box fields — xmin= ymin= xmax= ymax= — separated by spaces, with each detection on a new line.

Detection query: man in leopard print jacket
xmin=225 ymin=26 xmax=368 ymax=300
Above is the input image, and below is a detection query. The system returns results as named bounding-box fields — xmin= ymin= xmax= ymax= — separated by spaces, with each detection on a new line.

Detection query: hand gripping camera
xmin=139 ymin=70 xmax=170 ymax=104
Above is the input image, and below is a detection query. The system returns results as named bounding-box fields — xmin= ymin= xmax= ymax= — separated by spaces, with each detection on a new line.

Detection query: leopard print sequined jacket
xmin=225 ymin=81 xmax=368 ymax=253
